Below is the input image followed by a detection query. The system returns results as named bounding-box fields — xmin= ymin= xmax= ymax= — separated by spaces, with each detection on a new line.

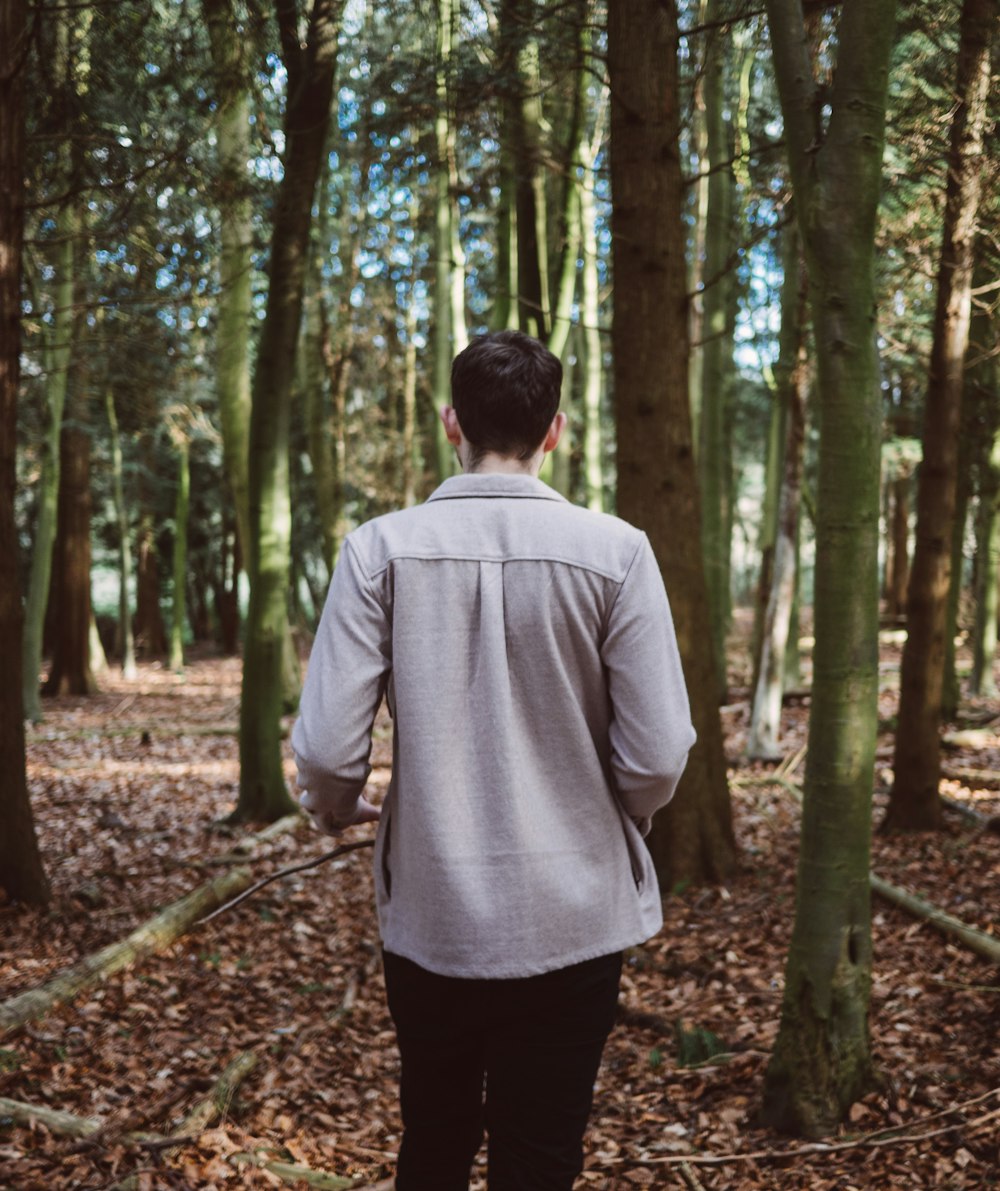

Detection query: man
xmin=292 ymin=330 xmax=695 ymax=1190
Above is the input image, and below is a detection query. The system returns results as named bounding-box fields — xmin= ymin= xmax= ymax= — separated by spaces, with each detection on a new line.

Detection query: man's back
xmin=293 ymin=472 xmax=695 ymax=978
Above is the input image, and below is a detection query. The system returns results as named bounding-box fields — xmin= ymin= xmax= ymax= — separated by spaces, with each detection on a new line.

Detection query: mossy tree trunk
xmin=885 ymin=0 xmax=996 ymax=831
xmin=0 ymin=0 xmax=50 ymax=906
xmin=235 ymin=0 xmax=343 ymax=823
xmin=969 ymin=287 xmax=1000 ymax=697
xmin=760 ymin=0 xmax=896 ymax=1136
xmin=608 ymin=0 xmax=737 ymax=891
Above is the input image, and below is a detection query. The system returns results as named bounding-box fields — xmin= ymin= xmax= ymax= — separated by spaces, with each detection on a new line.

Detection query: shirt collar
xmin=426 ymin=473 xmax=569 ymax=504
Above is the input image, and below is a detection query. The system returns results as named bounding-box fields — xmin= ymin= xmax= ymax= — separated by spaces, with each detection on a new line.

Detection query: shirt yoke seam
xmin=367 ymin=552 xmax=631 ymax=584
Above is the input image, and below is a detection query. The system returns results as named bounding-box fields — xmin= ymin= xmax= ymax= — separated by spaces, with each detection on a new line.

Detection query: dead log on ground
xmin=870 ymin=874 xmax=1000 ymax=965
xmin=0 ymin=815 xmax=302 ymax=1038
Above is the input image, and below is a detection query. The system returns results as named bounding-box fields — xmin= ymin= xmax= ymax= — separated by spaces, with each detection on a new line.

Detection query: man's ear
xmin=440 ymin=405 xmax=463 ymax=448
xmin=542 ymin=411 xmax=568 ymax=454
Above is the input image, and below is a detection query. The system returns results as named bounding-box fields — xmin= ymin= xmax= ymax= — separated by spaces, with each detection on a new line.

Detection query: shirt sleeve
xmin=291 ymin=534 xmax=392 ymax=831
xmin=600 ymin=533 xmax=696 ymax=831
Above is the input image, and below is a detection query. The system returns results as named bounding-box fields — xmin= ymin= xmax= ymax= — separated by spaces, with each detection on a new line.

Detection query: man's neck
xmin=463 ymin=451 xmax=543 ymax=477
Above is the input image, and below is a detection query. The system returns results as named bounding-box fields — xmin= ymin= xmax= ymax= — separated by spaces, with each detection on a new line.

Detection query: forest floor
xmin=2 ymin=629 xmax=999 ymax=1190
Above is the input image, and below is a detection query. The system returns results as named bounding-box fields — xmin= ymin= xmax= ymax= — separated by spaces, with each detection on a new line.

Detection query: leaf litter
xmin=1 ymin=647 xmax=998 ymax=1189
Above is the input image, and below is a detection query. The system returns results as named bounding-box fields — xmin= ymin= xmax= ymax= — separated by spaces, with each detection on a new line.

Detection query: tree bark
xmin=204 ymin=0 xmax=254 ymax=568
xmin=748 ymin=224 xmax=806 ymax=760
xmin=43 ymin=412 xmax=96 ymax=697
xmin=105 ymin=391 xmax=137 ymax=678
xmin=698 ymin=0 xmax=735 ymax=697
xmin=21 ymin=6 xmax=82 ymax=723
xmin=236 ymin=0 xmax=343 ymax=823
xmin=760 ymin=0 xmax=896 ymax=1137
xmin=169 ymin=436 xmax=190 ymax=673
xmin=885 ymin=0 xmax=996 ymax=831
xmin=0 ymin=0 xmax=50 ymax=907
xmin=608 ymin=0 xmax=736 ymax=890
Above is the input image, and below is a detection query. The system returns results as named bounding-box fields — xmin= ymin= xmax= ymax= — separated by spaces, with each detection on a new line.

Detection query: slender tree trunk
xmin=972 ymin=444 xmax=1000 ymax=697
xmin=135 ymin=492 xmax=167 ymax=659
xmin=22 ymin=9 xmax=79 ymax=723
xmin=578 ymin=102 xmax=606 ymax=514
xmin=433 ymin=0 xmax=459 ymax=480
xmin=698 ymin=0 xmax=735 ymax=697
xmin=760 ymin=0 xmax=896 ymax=1136
xmin=970 ymin=293 xmax=1000 ymax=696
xmin=608 ymin=0 xmax=736 ymax=890
xmin=0 ymin=0 xmax=50 ymax=905
xmin=401 ymin=288 xmax=419 ymax=508
xmin=886 ymin=0 xmax=995 ymax=831
xmin=43 ymin=397 xmax=96 ymax=698
xmin=887 ymin=472 xmax=910 ymax=621
xmin=236 ymin=0 xmax=343 ymax=823
xmin=204 ymin=0 xmax=253 ymax=567
xmin=105 ymin=391 xmax=136 ymax=678
xmin=748 ymin=224 xmax=806 ymax=760
xmin=169 ymin=437 xmax=190 ymax=673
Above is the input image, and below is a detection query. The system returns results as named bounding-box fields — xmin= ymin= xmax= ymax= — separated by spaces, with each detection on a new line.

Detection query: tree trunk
xmin=579 ymin=105 xmax=605 ymax=514
xmin=22 ymin=7 xmax=80 ymax=724
xmin=432 ymin=0 xmax=460 ymax=480
xmin=748 ymin=224 xmax=806 ymax=760
xmin=0 ymin=0 xmax=50 ymax=906
xmin=499 ymin=0 xmax=550 ymax=341
xmin=105 ymin=391 xmax=137 ymax=678
xmin=135 ymin=495 xmax=167 ymax=658
xmin=203 ymin=0 xmax=253 ymax=569
xmin=969 ymin=290 xmax=1000 ymax=696
xmin=760 ymin=0 xmax=896 ymax=1137
xmin=43 ymin=415 xmax=96 ymax=697
xmin=886 ymin=0 xmax=995 ymax=831
xmin=887 ymin=471 xmax=910 ymax=621
xmin=698 ymin=0 xmax=735 ymax=698
xmin=169 ymin=437 xmax=190 ymax=673
xmin=608 ymin=0 xmax=736 ymax=891
xmin=236 ymin=0 xmax=343 ymax=823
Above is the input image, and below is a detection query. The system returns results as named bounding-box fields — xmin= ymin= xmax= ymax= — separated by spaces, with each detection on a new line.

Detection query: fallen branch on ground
xmin=632 ymin=1089 xmax=1000 ymax=1166
xmin=940 ymin=794 xmax=1000 ymax=833
xmin=229 ymin=1152 xmax=356 ymax=1188
xmin=0 ymin=815 xmax=303 ymax=1038
xmin=197 ymin=838 xmax=376 ymax=925
xmin=869 ymin=874 xmax=1000 ymax=965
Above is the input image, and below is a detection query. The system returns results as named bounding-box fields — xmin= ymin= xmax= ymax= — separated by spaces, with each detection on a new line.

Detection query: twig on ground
xmin=196 ymin=839 xmax=376 ymax=924
xmin=632 ymin=1091 xmax=1000 ymax=1166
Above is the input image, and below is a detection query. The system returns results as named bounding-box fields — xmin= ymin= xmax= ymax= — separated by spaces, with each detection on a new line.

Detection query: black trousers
xmin=382 ymin=949 xmax=622 ymax=1191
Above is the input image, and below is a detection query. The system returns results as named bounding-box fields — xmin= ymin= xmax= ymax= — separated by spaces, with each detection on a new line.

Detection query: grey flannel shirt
xmin=291 ymin=473 xmax=696 ymax=978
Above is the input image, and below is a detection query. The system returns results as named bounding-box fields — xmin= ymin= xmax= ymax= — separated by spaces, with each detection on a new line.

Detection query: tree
xmin=759 ymin=0 xmax=897 ymax=1135
xmin=1 ymin=0 xmax=50 ymax=905
xmin=885 ymin=0 xmax=996 ymax=831
xmin=235 ymin=0 xmax=344 ymax=822
xmin=21 ymin=3 xmax=87 ymax=721
xmin=698 ymin=0 xmax=737 ymax=695
xmin=747 ymin=219 xmax=806 ymax=760
xmin=607 ymin=0 xmax=737 ymax=890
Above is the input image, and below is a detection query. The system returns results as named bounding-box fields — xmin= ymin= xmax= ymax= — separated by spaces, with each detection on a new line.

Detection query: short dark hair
xmin=450 ymin=331 xmax=562 ymax=463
